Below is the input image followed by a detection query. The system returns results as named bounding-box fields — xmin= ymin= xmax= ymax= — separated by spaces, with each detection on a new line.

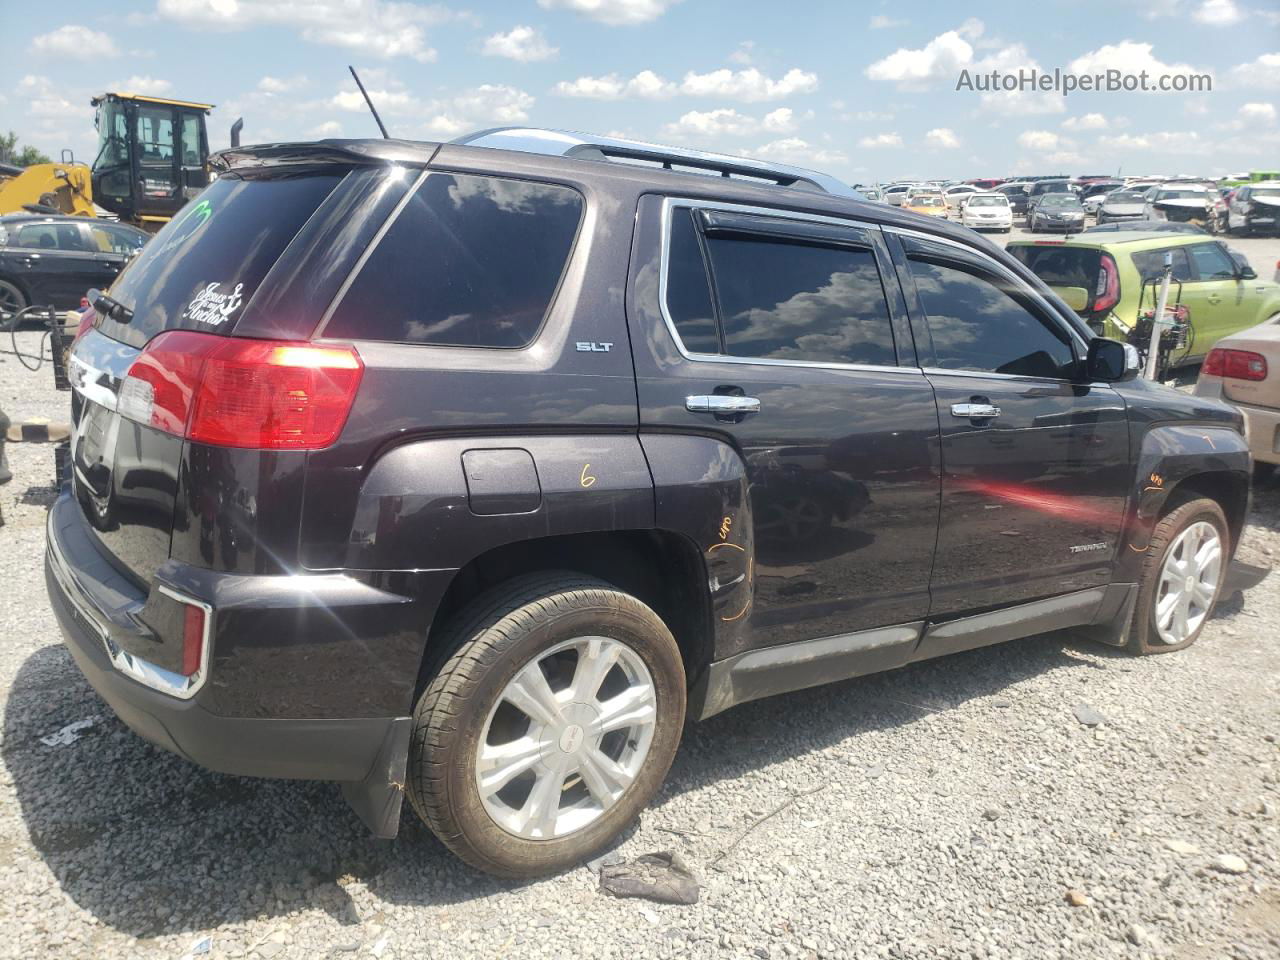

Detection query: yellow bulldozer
xmin=0 ymin=91 xmax=235 ymax=232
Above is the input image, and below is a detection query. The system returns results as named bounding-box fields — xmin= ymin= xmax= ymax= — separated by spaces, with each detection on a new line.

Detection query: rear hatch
xmin=1006 ymin=242 xmax=1117 ymax=330
xmin=67 ymin=169 xmax=350 ymax=585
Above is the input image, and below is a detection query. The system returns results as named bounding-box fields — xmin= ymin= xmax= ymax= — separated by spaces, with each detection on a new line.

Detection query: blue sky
xmin=2 ymin=0 xmax=1277 ymax=183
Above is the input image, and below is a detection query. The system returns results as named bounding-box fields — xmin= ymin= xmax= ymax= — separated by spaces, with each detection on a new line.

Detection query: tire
xmin=406 ymin=573 xmax=686 ymax=877
xmin=1126 ymin=497 xmax=1229 ymax=655
xmin=0 ymin=278 xmax=28 ymax=331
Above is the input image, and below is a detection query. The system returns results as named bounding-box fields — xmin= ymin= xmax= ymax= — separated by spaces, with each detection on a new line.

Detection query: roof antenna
xmin=348 ymin=65 xmax=390 ymax=139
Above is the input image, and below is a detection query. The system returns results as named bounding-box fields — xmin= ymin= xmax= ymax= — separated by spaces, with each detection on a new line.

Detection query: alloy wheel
xmin=475 ymin=635 xmax=657 ymax=840
xmin=1154 ymin=520 xmax=1222 ymax=645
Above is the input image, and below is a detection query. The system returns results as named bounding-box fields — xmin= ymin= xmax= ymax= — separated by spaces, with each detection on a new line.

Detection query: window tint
xmin=705 ymin=236 xmax=896 ymax=366
xmin=1187 ymin=242 xmax=1237 ymax=281
xmin=102 ymin=171 xmax=343 ymax=348
xmin=1008 ymin=245 xmax=1101 ymax=289
xmin=325 ymin=173 xmax=582 ymax=348
xmin=1131 ymin=247 xmax=1194 ymax=283
xmin=17 ymin=223 xmax=86 ymax=251
xmin=665 ymin=208 xmax=719 ymax=353
xmin=907 ymin=255 xmax=1075 ymax=378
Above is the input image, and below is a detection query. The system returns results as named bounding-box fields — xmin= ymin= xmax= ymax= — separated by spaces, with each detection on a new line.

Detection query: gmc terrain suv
xmin=47 ymin=129 xmax=1260 ymax=877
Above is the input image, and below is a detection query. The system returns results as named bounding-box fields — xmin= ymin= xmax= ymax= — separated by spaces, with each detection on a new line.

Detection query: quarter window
xmin=907 ymin=252 xmax=1075 ymax=379
xmin=325 ymin=173 xmax=583 ymax=348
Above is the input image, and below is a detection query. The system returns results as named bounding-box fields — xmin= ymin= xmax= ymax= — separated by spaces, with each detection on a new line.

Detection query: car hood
xmin=1101 ymin=202 xmax=1146 ymax=214
xmin=1252 ymin=195 xmax=1280 ymax=209
xmin=1153 ymin=197 xmax=1211 ymax=209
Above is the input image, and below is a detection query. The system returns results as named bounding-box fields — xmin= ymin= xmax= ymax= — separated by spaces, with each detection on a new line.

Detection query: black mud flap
xmin=340 ymin=716 xmax=412 ymax=838
xmin=1225 ymin=559 xmax=1271 ymax=594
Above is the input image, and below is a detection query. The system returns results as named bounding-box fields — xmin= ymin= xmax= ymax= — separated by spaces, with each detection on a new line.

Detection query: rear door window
xmin=322 ymin=172 xmax=583 ymax=348
xmin=665 ymin=208 xmax=720 ymax=353
xmin=100 ymin=171 xmax=344 ymax=347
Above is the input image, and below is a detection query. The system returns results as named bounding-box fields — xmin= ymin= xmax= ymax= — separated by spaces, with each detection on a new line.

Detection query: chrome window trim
xmin=884 ymin=223 xmax=1091 ymax=355
xmin=657 ymin=196 xmax=919 ymax=377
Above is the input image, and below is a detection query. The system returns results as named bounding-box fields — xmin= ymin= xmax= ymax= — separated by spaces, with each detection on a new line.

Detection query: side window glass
xmin=1187 ymin=242 xmax=1236 ymax=281
xmin=17 ymin=225 xmax=58 ymax=249
xmin=1132 ymin=247 xmax=1194 ymax=283
xmin=907 ymin=254 xmax=1075 ymax=379
xmin=180 ymin=114 xmax=202 ymax=167
xmin=703 ymin=235 xmax=896 ymax=366
xmin=136 ymin=105 xmax=176 ymax=196
xmin=665 ymin=208 xmax=720 ymax=353
xmin=324 ymin=173 xmax=583 ymax=347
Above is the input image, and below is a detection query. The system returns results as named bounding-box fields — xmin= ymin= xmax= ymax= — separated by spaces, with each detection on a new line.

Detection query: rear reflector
xmin=119 ymin=331 xmax=363 ymax=449
xmin=181 ymin=603 xmax=206 ymax=677
xmin=1203 ymin=348 xmax=1268 ymax=381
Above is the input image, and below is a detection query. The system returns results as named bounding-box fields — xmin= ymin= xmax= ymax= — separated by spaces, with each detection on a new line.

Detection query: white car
xmin=1142 ymin=184 xmax=1215 ymax=227
xmin=883 ymin=184 xmax=915 ymax=206
xmin=959 ymin=193 xmax=1013 ymax=232
xmin=943 ymin=184 xmax=981 ymax=212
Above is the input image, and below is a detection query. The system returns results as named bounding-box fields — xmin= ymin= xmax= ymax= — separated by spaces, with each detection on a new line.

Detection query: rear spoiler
xmin=210 ymin=138 xmax=441 ymax=174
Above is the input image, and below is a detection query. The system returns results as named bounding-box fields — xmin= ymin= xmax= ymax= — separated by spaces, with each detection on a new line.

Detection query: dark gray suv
xmin=46 ymin=128 xmax=1259 ymax=877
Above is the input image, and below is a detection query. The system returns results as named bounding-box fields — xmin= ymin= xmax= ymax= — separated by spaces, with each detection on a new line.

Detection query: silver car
xmin=1095 ymin=189 xmax=1150 ymax=225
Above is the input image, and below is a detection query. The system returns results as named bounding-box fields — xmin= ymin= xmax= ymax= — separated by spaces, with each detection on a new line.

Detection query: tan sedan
xmin=1193 ymin=317 xmax=1280 ymax=474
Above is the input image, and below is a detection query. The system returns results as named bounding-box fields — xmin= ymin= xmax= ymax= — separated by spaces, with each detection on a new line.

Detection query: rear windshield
xmin=1007 ymin=245 xmax=1102 ymax=290
xmin=968 ymin=196 xmax=1007 ymax=207
xmin=97 ymin=171 xmax=343 ymax=347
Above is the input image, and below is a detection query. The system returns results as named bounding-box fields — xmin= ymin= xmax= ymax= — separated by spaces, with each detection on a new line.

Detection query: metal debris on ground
xmin=39 ymin=717 xmax=99 ymax=747
xmin=599 ymin=851 xmax=700 ymax=905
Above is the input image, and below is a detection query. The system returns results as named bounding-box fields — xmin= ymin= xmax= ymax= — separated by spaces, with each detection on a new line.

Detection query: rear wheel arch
xmin=417 ymin=529 xmax=714 ymax=698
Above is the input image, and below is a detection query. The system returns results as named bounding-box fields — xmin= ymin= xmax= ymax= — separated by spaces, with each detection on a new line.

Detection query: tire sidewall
xmin=424 ymin=592 xmax=685 ymax=874
xmin=1131 ymin=498 xmax=1229 ymax=654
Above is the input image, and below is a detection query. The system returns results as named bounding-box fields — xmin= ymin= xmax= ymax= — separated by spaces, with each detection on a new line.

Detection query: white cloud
xmin=663 ymin=106 xmax=796 ymax=139
xmin=258 ymin=75 xmax=307 ymax=94
xmin=728 ymin=41 xmax=754 ymax=65
xmin=310 ymin=120 xmax=343 ymax=137
xmin=21 ymin=75 xmax=92 ymax=122
xmin=865 ymin=25 xmax=976 ymax=90
xmin=678 ymin=67 xmax=819 ymax=101
xmin=482 ymin=25 xmax=558 ymax=62
xmin=155 ymin=0 xmax=451 ymax=61
xmin=32 ymin=24 xmax=119 ymax=57
xmin=925 ymin=127 xmax=960 ymax=148
xmin=1068 ymin=42 xmax=1212 ymax=92
xmin=1017 ymin=130 xmax=1065 ymax=151
xmin=1062 ymin=113 xmax=1109 ymax=131
xmin=972 ymin=43 xmax=1064 ymax=115
xmin=869 ymin=15 xmax=906 ymax=28
xmin=418 ymin=85 xmax=535 ymax=137
xmin=331 ymin=87 xmax=423 ymax=116
xmin=554 ymin=67 xmax=816 ymax=101
xmin=1098 ymin=131 xmax=1211 ymax=155
xmin=1230 ymin=53 xmax=1280 ymax=88
xmin=1192 ymin=0 xmax=1243 ymax=25
xmin=747 ymin=137 xmax=847 ymax=167
xmin=858 ymin=132 xmax=903 ymax=148
xmin=110 ymin=75 xmax=173 ymax=95
xmin=554 ymin=70 xmax=674 ymax=99
xmin=537 ymin=0 xmax=680 ymax=25
xmin=1240 ymin=102 xmax=1277 ymax=122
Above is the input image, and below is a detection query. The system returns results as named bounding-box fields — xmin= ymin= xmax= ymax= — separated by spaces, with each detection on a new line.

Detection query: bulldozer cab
xmin=90 ymin=93 xmax=213 ymax=229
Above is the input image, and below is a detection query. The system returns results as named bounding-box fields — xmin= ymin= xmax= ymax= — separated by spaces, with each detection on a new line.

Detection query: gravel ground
xmin=1 ymin=230 xmax=1278 ymax=960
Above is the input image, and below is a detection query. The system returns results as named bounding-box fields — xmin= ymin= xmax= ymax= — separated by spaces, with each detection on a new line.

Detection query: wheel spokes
xmin=477 ymin=736 xmax=547 ymax=796
xmin=503 ymin=663 xmax=565 ymax=727
xmin=517 ymin=762 xmax=567 ymax=838
xmin=592 ymin=684 xmax=657 ymax=737
xmin=575 ymin=747 xmax=630 ymax=809
xmin=569 ymin=636 xmax=621 ymax=703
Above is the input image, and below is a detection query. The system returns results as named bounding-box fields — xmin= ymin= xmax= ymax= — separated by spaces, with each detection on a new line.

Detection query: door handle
xmin=686 ymin=395 xmax=761 ymax=414
xmin=951 ymin=402 xmax=1001 ymax=419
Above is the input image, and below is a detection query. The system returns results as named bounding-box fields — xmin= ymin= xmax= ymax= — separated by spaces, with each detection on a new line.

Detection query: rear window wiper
xmin=93 ymin=293 xmax=133 ymax=324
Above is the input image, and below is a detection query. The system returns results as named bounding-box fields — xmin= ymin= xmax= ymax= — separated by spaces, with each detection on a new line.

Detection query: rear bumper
xmin=44 ymin=490 xmax=447 ymax=783
xmin=1192 ymin=381 xmax=1280 ymax=465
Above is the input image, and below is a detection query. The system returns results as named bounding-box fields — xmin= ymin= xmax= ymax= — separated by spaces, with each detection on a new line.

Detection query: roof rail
xmin=452 ymin=127 xmax=860 ymax=198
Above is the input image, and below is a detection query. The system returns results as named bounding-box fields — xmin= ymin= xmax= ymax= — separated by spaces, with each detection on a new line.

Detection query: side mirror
xmin=1087 ymin=337 xmax=1140 ymax=382
xmin=1239 ymin=265 xmax=1257 ymax=280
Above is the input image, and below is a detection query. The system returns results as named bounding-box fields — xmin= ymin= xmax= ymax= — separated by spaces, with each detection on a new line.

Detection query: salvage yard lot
xmin=1 ymin=224 xmax=1278 ymax=957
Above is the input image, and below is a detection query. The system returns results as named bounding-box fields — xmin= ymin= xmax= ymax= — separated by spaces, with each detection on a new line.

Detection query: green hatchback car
xmin=1008 ymin=232 xmax=1280 ymax=367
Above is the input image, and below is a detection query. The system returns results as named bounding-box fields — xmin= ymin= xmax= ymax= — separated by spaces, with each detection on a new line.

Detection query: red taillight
xmin=181 ymin=603 xmax=206 ymax=677
xmin=1093 ymin=253 xmax=1120 ymax=314
xmin=119 ymin=331 xmax=363 ymax=449
xmin=1203 ymin=348 xmax=1268 ymax=381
